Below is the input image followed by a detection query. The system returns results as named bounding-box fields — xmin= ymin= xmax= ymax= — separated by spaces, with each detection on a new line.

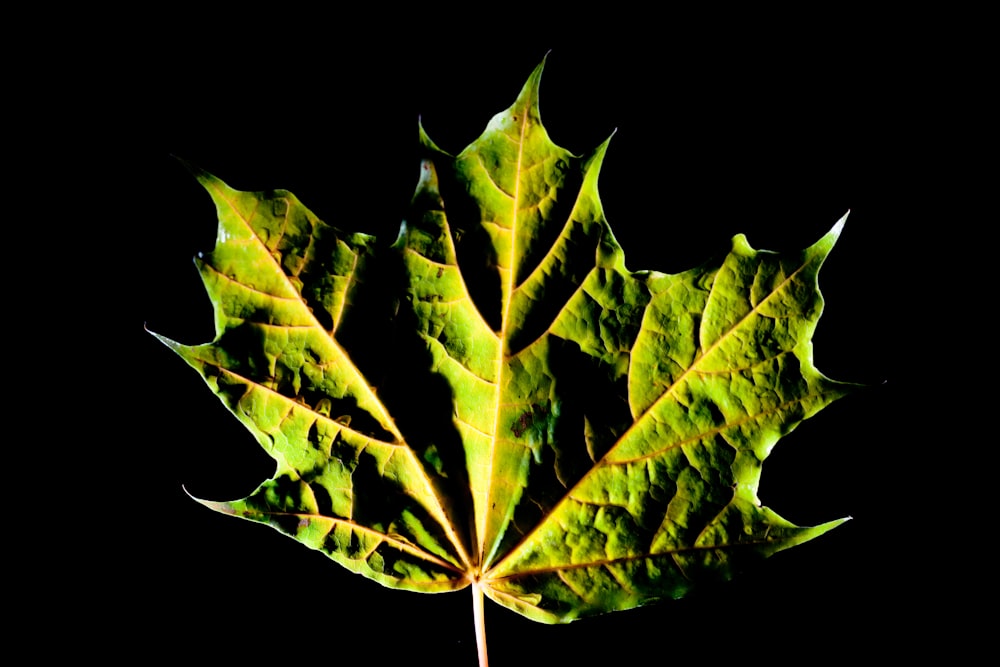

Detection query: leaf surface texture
xmin=156 ymin=61 xmax=853 ymax=623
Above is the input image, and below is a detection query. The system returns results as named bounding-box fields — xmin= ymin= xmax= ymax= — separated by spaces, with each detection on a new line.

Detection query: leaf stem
xmin=473 ymin=581 xmax=488 ymax=667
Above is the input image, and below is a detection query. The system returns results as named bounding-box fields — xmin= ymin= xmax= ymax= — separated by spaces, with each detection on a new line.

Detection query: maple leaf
xmin=153 ymin=59 xmax=856 ymax=665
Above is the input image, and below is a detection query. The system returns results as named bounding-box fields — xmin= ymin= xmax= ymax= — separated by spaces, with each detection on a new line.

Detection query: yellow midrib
xmin=480 ymin=103 xmax=531 ymax=572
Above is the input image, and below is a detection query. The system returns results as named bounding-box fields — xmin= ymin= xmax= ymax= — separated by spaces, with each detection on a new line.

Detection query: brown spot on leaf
xmin=510 ymin=403 xmax=549 ymax=438
xmin=511 ymin=412 xmax=532 ymax=438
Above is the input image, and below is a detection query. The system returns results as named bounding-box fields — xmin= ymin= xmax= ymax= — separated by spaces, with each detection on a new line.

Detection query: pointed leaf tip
xmin=147 ymin=327 xmax=182 ymax=353
xmin=811 ymin=516 xmax=852 ymax=539
xmin=183 ymin=485 xmax=237 ymax=516
xmin=172 ymin=156 xmax=214 ymax=184
xmin=829 ymin=211 xmax=849 ymax=239
xmin=808 ymin=211 xmax=850 ymax=257
xmin=514 ymin=57 xmax=548 ymax=116
xmin=536 ymin=50 xmax=551 ymax=72
xmin=418 ymin=119 xmax=446 ymax=154
xmin=173 ymin=157 xmax=229 ymax=193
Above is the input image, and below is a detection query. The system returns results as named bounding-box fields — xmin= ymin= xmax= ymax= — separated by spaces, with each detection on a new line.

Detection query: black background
xmin=61 ymin=11 xmax=978 ymax=665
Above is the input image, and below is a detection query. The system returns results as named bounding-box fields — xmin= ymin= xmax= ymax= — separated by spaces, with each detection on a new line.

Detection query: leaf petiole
xmin=473 ymin=580 xmax=488 ymax=667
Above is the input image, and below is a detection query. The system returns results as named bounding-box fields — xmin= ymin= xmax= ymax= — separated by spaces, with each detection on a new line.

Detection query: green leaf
xmin=153 ymin=58 xmax=856 ymax=651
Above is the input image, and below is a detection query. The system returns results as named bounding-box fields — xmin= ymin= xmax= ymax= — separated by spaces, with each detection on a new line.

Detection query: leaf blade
xmin=158 ymin=61 xmax=860 ymax=632
xmin=484 ymin=219 xmax=854 ymax=619
xmin=155 ymin=171 xmax=476 ymax=589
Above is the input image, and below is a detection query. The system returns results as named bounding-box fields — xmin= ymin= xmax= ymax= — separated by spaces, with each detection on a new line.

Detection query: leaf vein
xmin=609 ymin=389 xmax=835 ymax=466
xmin=214 ymin=367 xmax=400 ymax=446
xmin=202 ymin=261 xmax=301 ymax=302
xmin=475 ymin=152 xmax=515 ymax=199
xmin=490 ymin=536 xmax=795 ymax=581
xmin=236 ymin=507 xmax=464 ymax=575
